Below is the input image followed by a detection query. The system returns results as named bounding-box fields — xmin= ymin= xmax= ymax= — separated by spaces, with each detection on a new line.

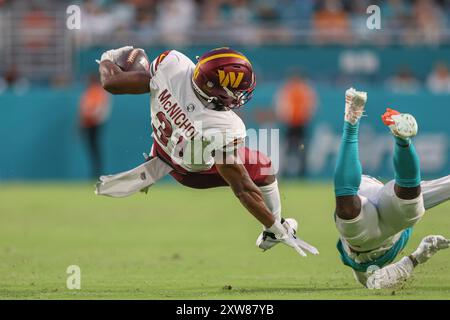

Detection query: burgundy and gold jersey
xmin=148 ymin=50 xmax=246 ymax=173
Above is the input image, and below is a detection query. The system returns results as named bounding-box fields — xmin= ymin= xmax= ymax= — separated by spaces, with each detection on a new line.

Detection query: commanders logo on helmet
xmin=192 ymin=47 xmax=255 ymax=109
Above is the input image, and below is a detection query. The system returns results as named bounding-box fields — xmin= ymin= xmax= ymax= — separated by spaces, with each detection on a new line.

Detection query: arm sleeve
xmin=366 ymin=256 xmax=415 ymax=289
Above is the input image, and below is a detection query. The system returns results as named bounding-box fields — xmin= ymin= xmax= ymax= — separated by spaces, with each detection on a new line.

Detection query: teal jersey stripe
xmin=336 ymin=228 xmax=412 ymax=273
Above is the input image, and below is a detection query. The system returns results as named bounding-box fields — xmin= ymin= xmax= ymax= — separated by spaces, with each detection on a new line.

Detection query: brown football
xmin=115 ymin=48 xmax=150 ymax=72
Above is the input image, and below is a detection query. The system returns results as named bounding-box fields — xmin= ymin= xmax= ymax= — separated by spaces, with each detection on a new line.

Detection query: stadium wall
xmin=0 ymin=84 xmax=448 ymax=180
xmin=78 ymin=46 xmax=450 ymax=81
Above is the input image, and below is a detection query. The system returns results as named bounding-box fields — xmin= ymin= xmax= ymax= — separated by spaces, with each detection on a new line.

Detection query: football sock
xmin=334 ymin=121 xmax=362 ymax=196
xmin=393 ymin=136 xmax=421 ymax=188
xmin=259 ymin=180 xmax=281 ymax=229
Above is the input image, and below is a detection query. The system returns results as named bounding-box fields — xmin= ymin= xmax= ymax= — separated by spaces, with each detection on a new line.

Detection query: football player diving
xmin=96 ymin=46 xmax=318 ymax=258
xmin=334 ymin=87 xmax=450 ymax=289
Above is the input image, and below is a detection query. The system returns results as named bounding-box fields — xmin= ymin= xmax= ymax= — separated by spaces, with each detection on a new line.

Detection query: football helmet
xmin=192 ymin=47 xmax=255 ymax=109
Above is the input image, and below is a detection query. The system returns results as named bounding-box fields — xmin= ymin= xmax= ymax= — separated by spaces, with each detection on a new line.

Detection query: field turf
xmin=0 ymin=182 xmax=449 ymax=299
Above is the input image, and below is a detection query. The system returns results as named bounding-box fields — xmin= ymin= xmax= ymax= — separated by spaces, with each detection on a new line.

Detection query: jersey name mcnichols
xmin=153 ymin=88 xmax=200 ymax=146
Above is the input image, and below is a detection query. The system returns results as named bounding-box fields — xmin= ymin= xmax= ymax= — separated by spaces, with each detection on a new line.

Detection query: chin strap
xmin=192 ymin=77 xmax=242 ymax=109
xmin=223 ymin=86 xmax=235 ymax=98
xmin=223 ymin=87 xmax=241 ymax=107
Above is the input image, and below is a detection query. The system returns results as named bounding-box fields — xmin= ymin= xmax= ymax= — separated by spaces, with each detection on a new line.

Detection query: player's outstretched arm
xmin=216 ymin=162 xmax=275 ymax=228
xmin=99 ymin=60 xmax=151 ymax=94
xmin=216 ymin=159 xmax=317 ymax=257
xmin=366 ymin=235 xmax=450 ymax=289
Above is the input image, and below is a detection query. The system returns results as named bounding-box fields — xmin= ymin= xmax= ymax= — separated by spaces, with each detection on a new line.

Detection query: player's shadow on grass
xmin=221 ymin=286 xmax=360 ymax=294
xmin=227 ymin=285 xmax=450 ymax=296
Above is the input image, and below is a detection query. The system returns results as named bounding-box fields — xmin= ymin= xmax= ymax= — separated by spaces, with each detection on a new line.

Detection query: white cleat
xmin=256 ymin=218 xmax=298 ymax=251
xmin=345 ymin=87 xmax=368 ymax=125
xmin=382 ymin=108 xmax=418 ymax=139
xmin=411 ymin=235 xmax=450 ymax=264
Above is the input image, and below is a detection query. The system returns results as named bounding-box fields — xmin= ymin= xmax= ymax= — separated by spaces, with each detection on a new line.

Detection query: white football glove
xmin=96 ymin=46 xmax=134 ymax=64
xmin=411 ymin=235 xmax=450 ymax=264
xmin=266 ymin=220 xmax=319 ymax=257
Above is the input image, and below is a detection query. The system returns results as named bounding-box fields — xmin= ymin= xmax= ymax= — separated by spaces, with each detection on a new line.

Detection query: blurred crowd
xmin=68 ymin=0 xmax=450 ymax=45
xmin=2 ymin=0 xmax=450 ymax=45
xmin=386 ymin=62 xmax=450 ymax=93
xmin=3 ymin=0 xmax=450 ymax=92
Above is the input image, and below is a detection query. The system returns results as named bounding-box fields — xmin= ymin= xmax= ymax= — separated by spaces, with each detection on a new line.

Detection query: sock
xmin=334 ymin=121 xmax=362 ymax=197
xmin=259 ymin=180 xmax=281 ymax=230
xmin=393 ymin=136 xmax=421 ymax=188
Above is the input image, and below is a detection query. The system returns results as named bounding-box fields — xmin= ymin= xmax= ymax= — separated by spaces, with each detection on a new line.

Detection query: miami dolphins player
xmin=334 ymin=87 xmax=450 ymax=289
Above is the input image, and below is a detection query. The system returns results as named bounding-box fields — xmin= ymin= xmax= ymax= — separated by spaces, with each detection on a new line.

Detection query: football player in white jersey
xmin=334 ymin=87 xmax=450 ymax=289
xmin=97 ymin=46 xmax=318 ymax=258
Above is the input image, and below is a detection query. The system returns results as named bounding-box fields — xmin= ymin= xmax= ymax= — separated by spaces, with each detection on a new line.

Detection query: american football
xmin=1 ymin=0 xmax=450 ymax=312
xmin=115 ymin=48 xmax=150 ymax=72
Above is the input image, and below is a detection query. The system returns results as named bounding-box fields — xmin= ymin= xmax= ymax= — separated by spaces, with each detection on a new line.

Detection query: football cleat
xmin=382 ymin=108 xmax=418 ymax=139
xmin=256 ymin=218 xmax=298 ymax=251
xmin=411 ymin=235 xmax=450 ymax=264
xmin=345 ymin=87 xmax=367 ymax=125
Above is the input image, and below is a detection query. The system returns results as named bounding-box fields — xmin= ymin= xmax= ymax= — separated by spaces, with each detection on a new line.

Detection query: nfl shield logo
xmin=187 ymin=104 xmax=195 ymax=112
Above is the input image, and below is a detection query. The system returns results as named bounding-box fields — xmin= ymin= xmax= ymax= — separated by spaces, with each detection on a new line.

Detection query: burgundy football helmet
xmin=192 ymin=47 xmax=256 ymax=109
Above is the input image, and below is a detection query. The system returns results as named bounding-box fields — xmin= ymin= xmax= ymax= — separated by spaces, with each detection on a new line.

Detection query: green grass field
xmin=0 ymin=182 xmax=449 ymax=300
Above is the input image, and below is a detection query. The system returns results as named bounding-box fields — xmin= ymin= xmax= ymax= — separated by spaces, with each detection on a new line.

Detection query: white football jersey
xmin=148 ymin=50 xmax=246 ymax=172
xmin=348 ymin=176 xmax=402 ymax=259
xmin=340 ymin=176 xmax=418 ymax=263
xmin=358 ymin=175 xmax=385 ymax=204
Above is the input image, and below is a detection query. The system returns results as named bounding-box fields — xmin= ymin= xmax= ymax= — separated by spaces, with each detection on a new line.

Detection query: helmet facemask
xmin=221 ymin=84 xmax=255 ymax=109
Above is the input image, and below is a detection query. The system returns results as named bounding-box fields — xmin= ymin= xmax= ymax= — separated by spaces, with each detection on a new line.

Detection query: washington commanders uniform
xmin=148 ymin=50 xmax=271 ymax=188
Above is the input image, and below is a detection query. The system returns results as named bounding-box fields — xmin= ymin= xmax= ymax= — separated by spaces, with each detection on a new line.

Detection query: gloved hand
xmin=266 ymin=220 xmax=319 ymax=257
xmin=411 ymin=235 xmax=450 ymax=264
xmin=96 ymin=46 xmax=134 ymax=64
